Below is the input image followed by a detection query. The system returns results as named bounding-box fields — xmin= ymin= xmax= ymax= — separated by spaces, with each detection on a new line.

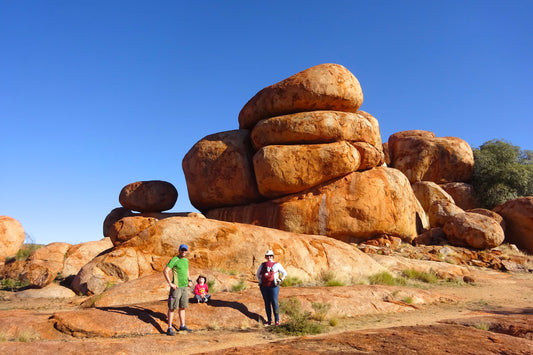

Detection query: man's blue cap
xmin=179 ymin=244 xmax=188 ymax=251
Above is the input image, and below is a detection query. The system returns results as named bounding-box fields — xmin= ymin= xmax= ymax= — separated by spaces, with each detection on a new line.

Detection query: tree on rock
xmin=472 ymin=139 xmax=533 ymax=209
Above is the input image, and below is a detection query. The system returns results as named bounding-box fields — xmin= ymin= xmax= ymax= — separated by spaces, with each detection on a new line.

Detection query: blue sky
xmin=1 ymin=1 xmax=532 ymax=245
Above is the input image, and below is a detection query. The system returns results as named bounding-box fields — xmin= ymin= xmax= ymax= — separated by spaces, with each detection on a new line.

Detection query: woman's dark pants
xmin=260 ymin=285 xmax=280 ymax=323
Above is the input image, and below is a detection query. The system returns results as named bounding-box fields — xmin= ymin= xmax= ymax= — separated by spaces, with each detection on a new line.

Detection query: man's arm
xmin=164 ymin=266 xmax=177 ymax=290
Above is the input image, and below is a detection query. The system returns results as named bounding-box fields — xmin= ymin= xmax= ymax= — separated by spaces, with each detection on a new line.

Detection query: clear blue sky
xmin=1 ymin=1 xmax=532 ymax=245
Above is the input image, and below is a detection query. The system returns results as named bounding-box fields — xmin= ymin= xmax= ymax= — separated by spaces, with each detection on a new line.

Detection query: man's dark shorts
xmin=168 ymin=287 xmax=189 ymax=310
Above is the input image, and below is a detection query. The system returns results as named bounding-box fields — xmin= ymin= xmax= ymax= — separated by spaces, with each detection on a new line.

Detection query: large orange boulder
xmin=388 ymin=130 xmax=474 ymax=183
xmin=350 ymin=141 xmax=385 ymax=170
xmin=0 ymin=216 xmax=25 ymax=261
xmin=71 ymin=217 xmax=386 ymax=295
xmin=250 ymin=110 xmax=381 ymax=149
xmin=253 ymin=141 xmax=361 ymax=198
xmin=182 ymin=129 xmax=262 ymax=211
xmin=119 ymin=180 xmax=177 ymax=212
xmin=21 ymin=242 xmax=71 ymax=288
xmin=411 ymin=181 xmax=455 ymax=212
xmin=61 ymin=238 xmax=113 ymax=279
xmin=239 ymin=63 xmax=364 ymax=129
xmin=107 ymin=216 xmax=158 ymax=246
xmin=440 ymin=182 xmax=477 ymax=210
xmin=493 ymin=197 xmax=533 ymax=254
xmin=443 ymin=212 xmax=505 ymax=249
xmin=208 ymin=167 xmax=426 ymax=243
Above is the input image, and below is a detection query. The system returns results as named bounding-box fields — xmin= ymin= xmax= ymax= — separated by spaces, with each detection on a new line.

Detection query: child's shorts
xmin=168 ymin=287 xmax=189 ymax=309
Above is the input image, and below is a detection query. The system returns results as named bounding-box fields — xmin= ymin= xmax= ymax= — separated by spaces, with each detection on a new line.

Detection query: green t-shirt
xmin=167 ymin=256 xmax=189 ymax=287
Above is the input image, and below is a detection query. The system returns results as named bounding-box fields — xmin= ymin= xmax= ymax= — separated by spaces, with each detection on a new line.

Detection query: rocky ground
xmin=0 ymin=245 xmax=532 ymax=355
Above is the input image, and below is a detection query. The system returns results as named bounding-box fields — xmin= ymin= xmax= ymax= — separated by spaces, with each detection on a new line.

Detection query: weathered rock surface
xmin=72 ymin=216 xmax=387 ymax=295
xmin=428 ymin=200 xmax=464 ymax=228
xmin=10 ymin=283 xmax=76 ymax=299
xmin=250 ymin=110 xmax=381 ymax=149
xmin=21 ymin=242 xmax=71 ymax=288
xmin=107 ymin=216 xmax=158 ymax=246
xmin=493 ymin=197 xmax=533 ymax=254
xmin=442 ymin=212 xmax=505 ymax=249
xmin=253 ymin=141 xmax=361 ymax=198
xmin=209 ymin=167 xmax=427 ymax=243
xmin=412 ymin=181 xmax=455 ymax=212
xmin=0 ymin=215 xmax=25 ymax=261
xmin=103 ymin=207 xmax=133 ymax=238
xmin=182 ymin=129 xmax=262 ymax=211
xmin=440 ymin=182 xmax=477 ymax=210
xmin=119 ymin=180 xmax=178 ymax=212
xmin=350 ymin=141 xmax=385 ymax=170
xmin=239 ymin=63 xmax=363 ymax=129
xmin=62 ymin=238 xmax=113 ymax=279
xmin=388 ymin=130 xmax=474 ymax=183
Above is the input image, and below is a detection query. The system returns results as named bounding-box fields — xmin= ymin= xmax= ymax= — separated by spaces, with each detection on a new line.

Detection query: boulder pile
xmin=184 ymin=64 xmax=426 ymax=244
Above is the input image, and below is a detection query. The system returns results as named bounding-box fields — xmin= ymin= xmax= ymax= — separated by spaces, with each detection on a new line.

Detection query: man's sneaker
xmin=179 ymin=325 xmax=192 ymax=333
xmin=166 ymin=327 xmax=175 ymax=336
xmin=263 ymin=321 xmax=272 ymax=326
xmin=275 ymin=321 xmax=280 ymax=326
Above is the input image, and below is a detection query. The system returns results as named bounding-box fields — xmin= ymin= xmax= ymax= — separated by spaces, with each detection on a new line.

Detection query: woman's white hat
xmin=265 ymin=250 xmax=274 ymax=256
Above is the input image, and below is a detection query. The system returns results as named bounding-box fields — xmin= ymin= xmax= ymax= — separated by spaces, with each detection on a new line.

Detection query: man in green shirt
xmin=164 ymin=243 xmax=193 ymax=335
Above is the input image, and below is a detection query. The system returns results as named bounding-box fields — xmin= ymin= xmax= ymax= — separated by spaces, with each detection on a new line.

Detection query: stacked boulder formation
xmin=183 ymin=64 xmax=426 ymax=244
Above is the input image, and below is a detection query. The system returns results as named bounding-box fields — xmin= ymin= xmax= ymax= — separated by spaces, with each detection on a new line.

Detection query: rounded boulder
xmin=119 ymin=180 xmax=178 ymax=213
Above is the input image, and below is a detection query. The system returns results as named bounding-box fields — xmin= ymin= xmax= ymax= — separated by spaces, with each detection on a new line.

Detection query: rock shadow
xmin=99 ymin=306 xmax=167 ymax=333
xmin=203 ymin=298 xmax=264 ymax=323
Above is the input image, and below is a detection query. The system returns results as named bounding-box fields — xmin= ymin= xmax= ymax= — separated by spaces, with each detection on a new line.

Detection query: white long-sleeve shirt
xmin=256 ymin=262 xmax=288 ymax=286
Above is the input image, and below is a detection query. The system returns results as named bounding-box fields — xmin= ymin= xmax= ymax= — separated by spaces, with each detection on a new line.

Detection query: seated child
xmin=194 ymin=275 xmax=211 ymax=303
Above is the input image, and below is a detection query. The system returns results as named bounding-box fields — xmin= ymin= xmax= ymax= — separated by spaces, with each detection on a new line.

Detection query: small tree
xmin=472 ymin=139 xmax=533 ymax=209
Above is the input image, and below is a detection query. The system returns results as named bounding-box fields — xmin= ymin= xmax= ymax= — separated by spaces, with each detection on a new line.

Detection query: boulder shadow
xmin=98 ymin=306 xmax=167 ymax=333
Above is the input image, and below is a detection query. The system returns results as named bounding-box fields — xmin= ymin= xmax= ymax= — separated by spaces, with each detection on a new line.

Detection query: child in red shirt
xmin=194 ymin=275 xmax=211 ymax=303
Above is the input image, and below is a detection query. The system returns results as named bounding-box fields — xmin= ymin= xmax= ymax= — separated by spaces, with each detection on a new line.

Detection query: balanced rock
xmin=250 ymin=110 xmax=381 ymax=149
xmin=493 ymin=197 xmax=533 ymax=254
xmin=239 ymin=63 xmax=364 ymax=129
xmin=21 ymin=242 xmax=71 ymax=288
xmin=411 ymin=181 xmax=455 ymax=212
xmin=443 ymin=212 xmax=505 ymax=249
xmin=253 ymin=141 xmax=361 ymax=198
xmin=467 ymin=208 xmax=505 ymax=230
xmin=119 ymin=180 xmax=177 ymax=212
xmin=72 ymin=216 xmax=387 ymax=295
xmin=208 ymin=167 xmax=427 ymax=243
xmin=0 ymin=216 xmax=25 ymax=261
xmin=388 ymin=130 xmax=474 ymax=183
xmin=440 ymin=182 xmax=477 ymax=210
xmin=182 ymin=129 xmax=262 ymax=212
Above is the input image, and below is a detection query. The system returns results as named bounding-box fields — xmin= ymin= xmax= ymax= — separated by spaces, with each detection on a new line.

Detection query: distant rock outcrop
xmin=0 ymin=216 xmax=25 ymax=262
xmin=119 ymin=180 xmax=178 ymax=212
xmin=388 ymin=130 xmax=474 ymax=184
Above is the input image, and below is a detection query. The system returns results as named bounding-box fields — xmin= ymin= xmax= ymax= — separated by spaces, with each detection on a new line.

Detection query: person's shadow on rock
xmin=99 ymin=306 xmax=167 ymax=333
xmin=200 ymin=298 xmax=265 ymax=323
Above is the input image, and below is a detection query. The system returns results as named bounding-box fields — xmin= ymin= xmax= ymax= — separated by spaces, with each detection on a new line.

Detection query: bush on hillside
xmin=471 ymin=139 xmax=533 ymax=209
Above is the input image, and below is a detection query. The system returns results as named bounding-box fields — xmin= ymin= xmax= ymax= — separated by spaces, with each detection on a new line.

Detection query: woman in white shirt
xmin=256 ymin=249 xmax=287 ymax=326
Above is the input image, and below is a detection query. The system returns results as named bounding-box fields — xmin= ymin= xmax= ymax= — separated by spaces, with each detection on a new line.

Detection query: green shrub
xmin=318 ymin=270 xmax=345 ymax=286
xmin=231 ymin=279 xmax=247 ymax=292
xmin=0 ymin=278 xmax=30 ymax=291
xmin=207 ymin=279 xmax=216 ymax=293
xmin=472 ymin=322 xmax=490 ymax=331
xmin=273 ymin=298 xmax=325 ymax=336
xmin=15 ymin=244 xmax=42 ymax=261
xmin=311 ymin=301 xmax=331 ymax=321
xmin=472 ymin=139 xmax=533 ymax=209
xmin=368 ymin=272 xmax=407 ymax=286
xmin=281 ymin=276 xmax=303 ymax=287
xmin=328 ymin=316 xmax=339 ymax=327
xmin=402 ymin=269 xmax=440 ymax=283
